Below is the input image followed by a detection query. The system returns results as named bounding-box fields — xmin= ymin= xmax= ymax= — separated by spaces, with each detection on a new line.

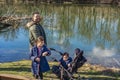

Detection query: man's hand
xmin=42 ymin=52 xmax=48 ymax=56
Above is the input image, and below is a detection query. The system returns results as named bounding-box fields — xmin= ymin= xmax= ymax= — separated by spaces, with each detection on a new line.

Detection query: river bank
xmin=0 ymin=60 xmax=120 ymax=80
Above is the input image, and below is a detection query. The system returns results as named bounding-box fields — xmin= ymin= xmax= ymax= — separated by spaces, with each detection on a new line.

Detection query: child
xmin=59 ymin=52 xmax=73 ymax=79
xmin=52 ymin=52 xmax=72 ymax=80
xmin=30 ymin=36 xmax=51 ymax=80
xmin=73 ymin=48 xmax=87 ymax=73
xmin=59 ymin=52 xmax=72 ymax=69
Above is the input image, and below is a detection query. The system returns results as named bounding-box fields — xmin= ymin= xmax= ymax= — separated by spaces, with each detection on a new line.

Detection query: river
xmin=0 ymin=3 xmax=120 ymax=68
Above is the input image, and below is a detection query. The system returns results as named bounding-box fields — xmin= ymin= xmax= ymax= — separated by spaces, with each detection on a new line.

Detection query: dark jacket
xmin=29 ymin=23 xmax=47 ymax=47
xmin=77 ymin=56 xmax=87 ymax=63
xmin=59 ymin=57 xmax=72 ymax=69
xmin=30 ymin=45 xmax=51 ymax=75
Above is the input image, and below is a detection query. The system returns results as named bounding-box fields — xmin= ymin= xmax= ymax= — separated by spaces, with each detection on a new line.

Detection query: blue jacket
xmin=30 ymin=45 xmax=51 ymax=75
xmin=59 ymin=57 xmax=72 ymax=69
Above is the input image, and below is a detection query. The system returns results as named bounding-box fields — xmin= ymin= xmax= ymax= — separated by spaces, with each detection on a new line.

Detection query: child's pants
xmin=39 ymin=71 xmax=43 ymax=79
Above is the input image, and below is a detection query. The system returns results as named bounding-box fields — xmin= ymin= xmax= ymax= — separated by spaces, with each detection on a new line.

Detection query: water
xmin=0 ymin=3 xmax=120 ymax=68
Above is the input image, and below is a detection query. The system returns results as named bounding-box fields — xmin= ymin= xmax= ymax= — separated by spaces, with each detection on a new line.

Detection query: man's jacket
xmin=29 ymin=23 xmax=47 ymax=47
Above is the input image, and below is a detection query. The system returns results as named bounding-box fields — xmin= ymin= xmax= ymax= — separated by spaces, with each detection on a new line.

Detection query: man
xmin=26 ymin=12 xmax=47 ymax=48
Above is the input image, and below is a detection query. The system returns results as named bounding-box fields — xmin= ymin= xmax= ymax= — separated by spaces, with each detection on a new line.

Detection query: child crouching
xmin=52 ymin=52 xmax=72 ymax=80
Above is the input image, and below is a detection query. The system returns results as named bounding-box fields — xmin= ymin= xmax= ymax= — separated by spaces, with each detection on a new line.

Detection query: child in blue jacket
xmin=52 ymin=52 xmax=72 ymax=79
xmin=30 ymin=36 xmax=51 ymax=79
xmin=59 ymin=52 xmax=72 ymax=69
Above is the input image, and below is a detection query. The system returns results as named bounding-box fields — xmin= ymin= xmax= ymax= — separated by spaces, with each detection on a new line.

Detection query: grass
xmin=0 ymin=60 xmax=120 ymax=80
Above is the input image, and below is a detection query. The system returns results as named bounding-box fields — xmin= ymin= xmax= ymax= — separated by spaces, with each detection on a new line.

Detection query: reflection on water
xmin=0 ymin=4 xmax=120 ymax=67
xmin=0 ymin=23 xmax=11 ymax=32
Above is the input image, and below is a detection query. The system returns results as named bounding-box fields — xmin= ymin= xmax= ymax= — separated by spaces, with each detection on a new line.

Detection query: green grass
xmin=0 ymin=60 xmax=120 ymax=80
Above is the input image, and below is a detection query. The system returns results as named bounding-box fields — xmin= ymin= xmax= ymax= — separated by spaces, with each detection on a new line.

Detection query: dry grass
xmin=0 ymin=60 xmax=120 ymax=80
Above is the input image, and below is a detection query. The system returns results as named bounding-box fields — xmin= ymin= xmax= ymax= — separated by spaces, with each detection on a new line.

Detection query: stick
xmin=50 ymin=48 xmax=63 ymax=56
